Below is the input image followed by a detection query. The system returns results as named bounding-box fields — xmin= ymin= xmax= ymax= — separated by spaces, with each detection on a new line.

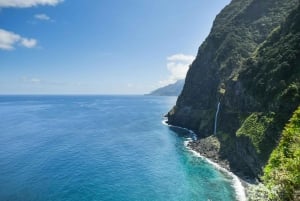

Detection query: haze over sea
xmin=0 ymin=95 xmax=237 ymax=201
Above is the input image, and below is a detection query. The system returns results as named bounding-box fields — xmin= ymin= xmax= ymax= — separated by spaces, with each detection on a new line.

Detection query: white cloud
xmin=21 ymin=76 xmax=42 ymax=84
xmin=0 ymin=29 xmax=37 ymax=50
xmin=21 ymin=38 xmax=37 ymax=48
xmin=34 ymin=13 xmax=50 ymax=21
xmin=0 ymin=29 xmax=20 ymax=50
xmin=30 ymin=78 xmax=41 ymax=83
xmin=159 ymin=53 xmax=195 ymax=86
xmin=0 ymin=0 xmax=63 ymax=8
xmin=167 ymin=54 xmax=195 ymax=63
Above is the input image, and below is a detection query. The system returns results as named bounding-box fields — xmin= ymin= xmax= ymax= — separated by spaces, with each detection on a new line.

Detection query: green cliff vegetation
xmin=263 ymin=106 xmax=300 ymax=200
xmin=240 ymin=3 xmax=300 ymax=113
xmin=236 ymin=112 xmax=274 ymax=153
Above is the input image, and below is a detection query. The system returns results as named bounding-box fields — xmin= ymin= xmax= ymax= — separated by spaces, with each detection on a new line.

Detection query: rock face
xmin=148 ymin=80 xmax=184 ymax=96
xmin=168 ymin=0 xmax=300 ymax=180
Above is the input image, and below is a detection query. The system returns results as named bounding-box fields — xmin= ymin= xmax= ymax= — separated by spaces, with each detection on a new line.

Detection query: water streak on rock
xmin=214 ymin=102 xmax=220 ymax=135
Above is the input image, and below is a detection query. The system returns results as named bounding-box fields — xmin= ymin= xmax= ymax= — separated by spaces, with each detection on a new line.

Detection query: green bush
xmin=263 ymin=106 xmax=300 ymax=200
xmin=236 ymin=112 xmax=274 ymax=153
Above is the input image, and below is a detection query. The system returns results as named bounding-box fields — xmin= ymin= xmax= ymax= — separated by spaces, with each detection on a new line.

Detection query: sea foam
xmin=163 ymin=119 xmax=246 ymax=201
xmin=162 ymin=119 xmax=197 ymax=141
xmin=185 ymin=142 xmax=246 ymax=201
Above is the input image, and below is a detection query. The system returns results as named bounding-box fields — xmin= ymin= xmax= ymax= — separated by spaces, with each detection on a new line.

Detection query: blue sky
xmin=0 ymin=0 xmax=230 ymax=94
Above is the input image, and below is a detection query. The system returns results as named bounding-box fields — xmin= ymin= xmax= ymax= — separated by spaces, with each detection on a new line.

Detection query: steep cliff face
xmin=167 ymin=0 xmax=299 ymax=181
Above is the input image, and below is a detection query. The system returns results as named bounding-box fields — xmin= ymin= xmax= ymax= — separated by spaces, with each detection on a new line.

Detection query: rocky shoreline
xmin=164 ymin=119 xmax=267 ymax=200
xmin=188 ymin=136 xmax=230 ymax=171
xmin=187 ymin=136 xmax=262 ymax=200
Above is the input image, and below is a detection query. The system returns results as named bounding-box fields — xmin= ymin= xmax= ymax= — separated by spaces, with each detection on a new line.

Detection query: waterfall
xmin=214 ymin=102 xmax=220 ymax=135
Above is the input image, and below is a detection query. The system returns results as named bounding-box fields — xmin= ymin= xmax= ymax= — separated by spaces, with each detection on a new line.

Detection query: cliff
xmin=167 ymin=0 xmax=300 ymax=199
xmin=147 ymin=80 xmax=184 ymax=96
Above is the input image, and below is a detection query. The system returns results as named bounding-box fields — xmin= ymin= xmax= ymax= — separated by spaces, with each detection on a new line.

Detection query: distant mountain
xmin=148 ymin=80 xmax=184 ymax=96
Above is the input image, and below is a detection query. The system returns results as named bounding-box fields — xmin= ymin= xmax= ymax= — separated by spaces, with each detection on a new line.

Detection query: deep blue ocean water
xmin=0 ymin=95 xmax=237 ymax=201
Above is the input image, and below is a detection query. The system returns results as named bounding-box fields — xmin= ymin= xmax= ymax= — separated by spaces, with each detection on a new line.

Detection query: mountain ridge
xmin=147 ymin=80 xmax=184 ymax=96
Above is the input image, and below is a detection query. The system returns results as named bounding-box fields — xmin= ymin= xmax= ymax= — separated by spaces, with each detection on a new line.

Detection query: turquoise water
xmin=0 ymin=95 xmax=237 ymax=201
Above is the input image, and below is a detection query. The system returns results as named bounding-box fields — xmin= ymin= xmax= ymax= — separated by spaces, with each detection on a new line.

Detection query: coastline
xmin=162 ymin=119 xmax=248 ymax=201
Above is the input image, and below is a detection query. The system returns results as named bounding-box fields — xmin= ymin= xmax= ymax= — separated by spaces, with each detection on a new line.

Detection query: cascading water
xmin=214 ymin=102 xmax=220 ymax=135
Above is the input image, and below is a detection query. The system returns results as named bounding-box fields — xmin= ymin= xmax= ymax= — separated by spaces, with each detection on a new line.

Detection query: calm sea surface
xmin=0 ymin=95 xmax=236 ymax=201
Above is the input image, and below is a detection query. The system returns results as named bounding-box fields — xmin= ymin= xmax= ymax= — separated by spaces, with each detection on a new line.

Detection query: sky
xmin=0 ymin=0 xmax=230 ymax=94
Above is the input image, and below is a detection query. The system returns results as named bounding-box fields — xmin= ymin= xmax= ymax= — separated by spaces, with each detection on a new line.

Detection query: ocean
xmin=0 ymin=95 xmax=238 ymax=201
